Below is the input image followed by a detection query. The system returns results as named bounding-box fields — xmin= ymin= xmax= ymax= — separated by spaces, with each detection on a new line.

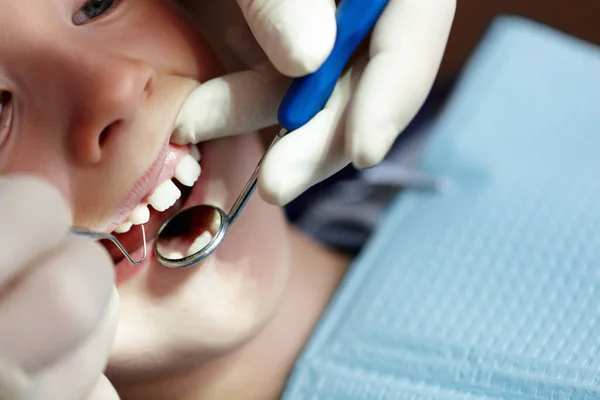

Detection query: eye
xmin=73 ymin=0 xmax=120 ymax=26
xmin=0 ymin=92 xmax=13 ymax=147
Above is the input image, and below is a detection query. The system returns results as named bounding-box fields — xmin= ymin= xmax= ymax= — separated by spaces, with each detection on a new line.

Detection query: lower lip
xmin=113 ymin=144 xmax=212 ymax=285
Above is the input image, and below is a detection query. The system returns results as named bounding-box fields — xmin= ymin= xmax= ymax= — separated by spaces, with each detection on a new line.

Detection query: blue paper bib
xmin=283 ymin=16 xmax=600 ymax=400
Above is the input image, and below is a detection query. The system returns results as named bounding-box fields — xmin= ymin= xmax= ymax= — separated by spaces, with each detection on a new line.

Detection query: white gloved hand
xmin=0 ymin=176 xmax=119 ymax=400
xmin=175 ymin=0 xmax=455 ymax=205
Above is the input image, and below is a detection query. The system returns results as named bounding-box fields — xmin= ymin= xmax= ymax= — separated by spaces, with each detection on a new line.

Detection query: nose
xmin=68 ymin=55 xmax=155 ymax=165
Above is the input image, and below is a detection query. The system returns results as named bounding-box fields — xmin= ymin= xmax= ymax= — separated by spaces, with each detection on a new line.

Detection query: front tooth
xmin=147 ymin=180 xmax=181 ymax=212
xmin=174 ymin=154 xmax=201 ymax=187
xmin=189 ymin=145 xmax=201 ymax=162
xmin=130 ymin=204 xmax=150 ymax=225
xmin=114 ymin=221 xmax=133 ymax=234
xmin=186 ymin=231 xmax=213 ymax=256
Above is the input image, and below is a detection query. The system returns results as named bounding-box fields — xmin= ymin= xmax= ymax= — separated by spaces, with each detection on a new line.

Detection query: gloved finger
xmin=85 ymin=375 xmax=120 ymax=400
xmin=31 ymin=289 xmax=119 ymax=400
xmin=236 ymin=0 xmax=337 ymax=76
xmin=171 ymin=62 xmax=290 ymax=145
xmin=0 ymin=176 xmax=71 ymax=286
xmin=225 ymin=24 xmax=269 ymax=69
xmin=0 ymin=357 xmax=29 ymax=400
xmin=259 ymin=57 xmax=367 ymax=205
xmin=346 ymin=0 xmax=456 ymax=169
xmin=0 ymin=237 xmax=114 ymax=374
xmin=259 ymin=105 xmax=348 ymax=205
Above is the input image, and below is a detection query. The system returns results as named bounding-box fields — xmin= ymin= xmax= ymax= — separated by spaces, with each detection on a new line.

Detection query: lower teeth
xmin=186 ymin=231 xmax=213 ymax=256
xmin=166 ymin=251 xmax=184 ymax=259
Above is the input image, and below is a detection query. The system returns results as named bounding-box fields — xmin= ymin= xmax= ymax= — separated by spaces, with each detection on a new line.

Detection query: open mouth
xmin=102 ymin=141 xmax=205 ymax=264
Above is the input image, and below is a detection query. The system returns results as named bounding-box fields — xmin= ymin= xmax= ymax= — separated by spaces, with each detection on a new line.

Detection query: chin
xmin=106 ymin=133 xmax=291 ymax=382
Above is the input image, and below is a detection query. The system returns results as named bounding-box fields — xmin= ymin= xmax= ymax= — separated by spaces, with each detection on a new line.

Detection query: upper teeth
xmin=147 ymin=180 xmax=181 ymax=212
xmin=174 ymin=154 xmax=201 ymax=187
xmin=166 ymin=251 xmax=185 ymax=259
xmin=130 ymin=204 xmax=150 ymax=225
xmin=114 ymin=221 xmax=133 ymax=234
xmin=112 ymin=147 xmax=202 ymax=234
xmin=189 ymin=145 xmax=201 ymax=162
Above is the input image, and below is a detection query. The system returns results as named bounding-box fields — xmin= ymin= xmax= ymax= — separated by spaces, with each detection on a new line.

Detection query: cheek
xmin=125 ymin=0 xmax=222 ymax=81
xmin=1 ymin=126 xmax=72 ymax=205
xmin=209 ymin=134 xmax=290 ymax=282
xmin=110 ymin=135 xmax=291 ymax=379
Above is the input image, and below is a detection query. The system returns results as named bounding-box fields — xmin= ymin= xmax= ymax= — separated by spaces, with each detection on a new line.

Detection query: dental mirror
xmin=154 ymin=129 xmax=282 ymax=269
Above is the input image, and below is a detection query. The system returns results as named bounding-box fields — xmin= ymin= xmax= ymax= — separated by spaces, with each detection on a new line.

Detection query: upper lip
xmin=99 ymin=79 xmax=202 ymax=234
xmin=103 ymin=135 xmax=171 ymax=233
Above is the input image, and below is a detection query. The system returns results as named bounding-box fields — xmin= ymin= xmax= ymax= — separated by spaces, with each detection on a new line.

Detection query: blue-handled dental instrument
xmin=153 ymin=0 xmax=391 ymax=268
xmin=278 ymin=0 xmax=390 ymax=131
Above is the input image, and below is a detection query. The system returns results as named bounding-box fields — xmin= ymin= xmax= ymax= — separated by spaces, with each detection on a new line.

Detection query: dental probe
xmin=71 ymin=224 xmax=147 ymax=265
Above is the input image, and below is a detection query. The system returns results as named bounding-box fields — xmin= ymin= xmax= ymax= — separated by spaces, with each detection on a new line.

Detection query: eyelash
xmin=0 ymin=3 xmax=123 ymax=151
xmin=73 ymin=0 xmax=122 ymax=26
xmin=0 ymin=92 xmax=13 ymax=148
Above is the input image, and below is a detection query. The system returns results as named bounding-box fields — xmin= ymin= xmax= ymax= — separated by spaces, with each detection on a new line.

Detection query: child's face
xmin=0 ymin=0 xmax=291 ymax=380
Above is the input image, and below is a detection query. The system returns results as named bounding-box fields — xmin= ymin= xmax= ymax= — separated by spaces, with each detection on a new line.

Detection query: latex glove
xmin=174 ymin=0 xmax=455 ymax=205
xmin=0 ymin=176 xmax=119 ymax=400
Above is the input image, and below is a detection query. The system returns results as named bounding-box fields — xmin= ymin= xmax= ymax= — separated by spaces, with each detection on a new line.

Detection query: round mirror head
xmin=154 ymin=205 xmax=228 ymax=268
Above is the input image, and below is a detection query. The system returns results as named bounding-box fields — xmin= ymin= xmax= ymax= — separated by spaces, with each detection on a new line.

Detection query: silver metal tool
xmin=71 ymin=224 xmax=147 ymax=265
xmin=153 ymin=128 xmax=287 ymax=268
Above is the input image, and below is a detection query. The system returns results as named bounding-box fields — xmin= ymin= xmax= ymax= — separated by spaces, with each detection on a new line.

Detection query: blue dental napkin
xmin=283 ymin=16 xmax=600 ymax=400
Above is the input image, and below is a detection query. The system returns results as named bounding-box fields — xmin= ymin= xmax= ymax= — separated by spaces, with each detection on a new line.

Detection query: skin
xmin=0 ymin=0 xmax=348 ymax=398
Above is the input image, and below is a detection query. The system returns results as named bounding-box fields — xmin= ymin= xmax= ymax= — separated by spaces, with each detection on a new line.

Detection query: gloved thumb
xmin=0 ymin=358 xmax=29 ymax=400
xmin=236 ymin=0 xmax=337 ymax=77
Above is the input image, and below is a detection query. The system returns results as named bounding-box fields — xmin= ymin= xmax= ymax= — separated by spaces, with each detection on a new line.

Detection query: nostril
xmin=99 ymin=120 xmax=122 ymax=147
xmin=143 ymin=76 xmax=154 ymax=97
xmin=99 ymin=127 xmax=110 ymax=147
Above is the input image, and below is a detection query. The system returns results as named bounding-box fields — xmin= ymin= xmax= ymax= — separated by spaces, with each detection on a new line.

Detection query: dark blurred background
xmin=438 ymin=0 xmax=600 ymax=81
